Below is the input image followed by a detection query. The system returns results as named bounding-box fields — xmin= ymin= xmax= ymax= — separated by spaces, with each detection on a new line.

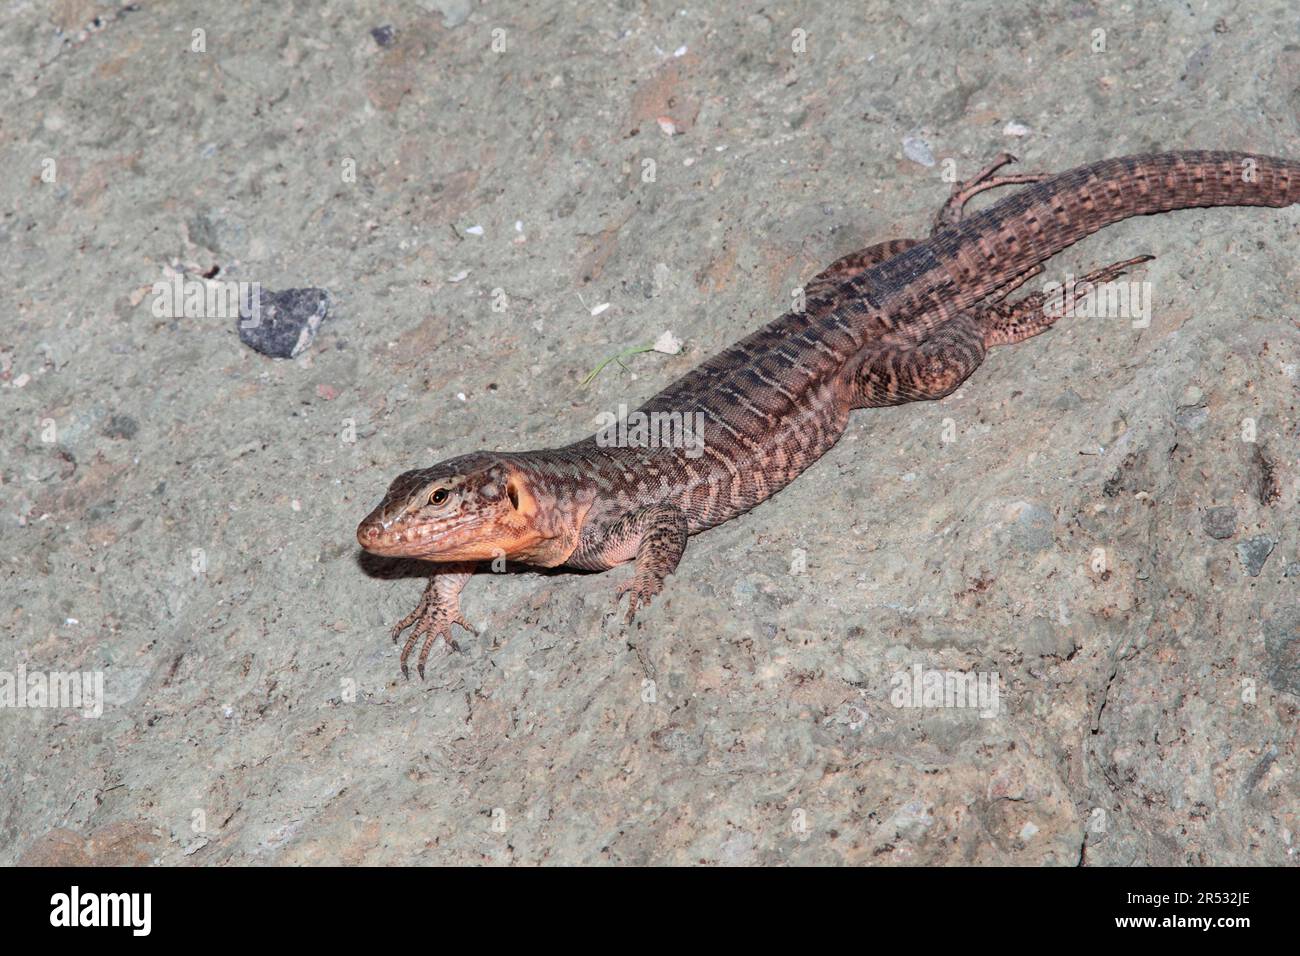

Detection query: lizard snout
xmin=356 ymin=503 xmax=398 ymax=551
xmin=356 ymin=517 xmax=383 ymax=550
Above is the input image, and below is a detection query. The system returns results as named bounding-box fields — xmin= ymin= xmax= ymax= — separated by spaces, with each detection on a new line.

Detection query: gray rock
xmin=237 ymin=288 xmax=331 ymax=359
xmin=1201 ymin=506 xmax=1236 ymax=539
xmin=4 ymin=0 xmax=1297 ymax=870
xmin=903 ymin=134 xmax=936 ymax=167
xmin=1007 ymin=503 xmax=1056 ymax=553
xmin=1263 ymin=607 xmax=1300 ymax=696
xmin=1052 ymin=388 xmax=1085 ymax=410
xmin=186 ymin=211 xmax=248 ymax=257
xmin=1025 ymin=618 xmax=1076 ymax=659
xmin=102 ymin=414 xmax=138 ymax=440
xmin=1236 ymin=536 xmax=1275 ymax=577
xmin=418 ymin=0 xmax=472 ymax=28
xmin=1174 ymin=405 xmax=1209 ymax=430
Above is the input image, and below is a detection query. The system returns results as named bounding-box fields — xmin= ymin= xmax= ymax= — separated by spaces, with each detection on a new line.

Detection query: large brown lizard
xmin=358 ymin=150 xmax=1299 ymax=677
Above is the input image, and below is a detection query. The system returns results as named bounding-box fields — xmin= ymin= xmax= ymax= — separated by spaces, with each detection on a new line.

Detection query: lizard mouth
xmin=357 ymin=513 xmax=473 ymax=558
xmin=355 ymin=489 xmax=470 ymax=552
xmin=357 ymin=508 xmax=532 ymax=561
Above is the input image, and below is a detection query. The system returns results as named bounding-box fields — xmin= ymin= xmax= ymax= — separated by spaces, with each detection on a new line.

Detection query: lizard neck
xmin=502 ymin=457 xmax=597 ymax=567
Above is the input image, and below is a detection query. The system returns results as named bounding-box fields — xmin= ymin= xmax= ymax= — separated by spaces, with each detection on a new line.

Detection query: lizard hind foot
xmin=932 ymin=153 xmax=1050 ymax=232
xmin=979 ymin=252 xmax=1156 ymax=348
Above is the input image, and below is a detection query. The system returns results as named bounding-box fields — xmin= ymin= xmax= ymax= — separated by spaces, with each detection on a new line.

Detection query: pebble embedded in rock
xmin=238 ymin=287 xmax=331 ymax=359
xmin=1263 ymin=607 xmax=1300 ymax=695
xmin=1200 ymin=506 xmax=1236 ymax=539
xmin=427 ymin=0 xmax=472 ymax=28
xmin=903 ymin=134 xmax=935 ymax=167
xmin=370 ymin=25 xmax=395 ymax=47
xmin=1174 ymin=405 xmax=1209 ymax=430
xmin=1236 ymin=536 xmax=1275 ymax=577
xmin=1006 ymin=502 xmax=1055 ymax=553
xmin=102 ymin=414 xmax=138 ymax=440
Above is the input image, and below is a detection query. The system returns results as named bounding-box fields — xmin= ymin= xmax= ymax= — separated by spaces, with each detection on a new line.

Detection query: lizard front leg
xmin=583 ymin=502 xmax=689 ymax=623
xmin=390 ymin=562 xmax=478 ymax=679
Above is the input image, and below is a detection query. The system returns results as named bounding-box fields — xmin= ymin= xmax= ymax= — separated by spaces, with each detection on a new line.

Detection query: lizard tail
xmin=909 ymin=150 xmax=1300 ymax=315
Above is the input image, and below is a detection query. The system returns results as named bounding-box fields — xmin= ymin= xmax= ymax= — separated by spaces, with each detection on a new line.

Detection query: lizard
xmin=357 ymin=149 xmax=1300 ymax=678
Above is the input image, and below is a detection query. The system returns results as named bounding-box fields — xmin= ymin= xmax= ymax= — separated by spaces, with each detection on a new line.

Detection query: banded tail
xmin=864 ymin=150 xmax=1300 ymax=326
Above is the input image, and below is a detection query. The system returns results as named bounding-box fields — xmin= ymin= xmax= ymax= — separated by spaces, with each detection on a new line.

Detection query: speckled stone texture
xmin=2 ymin=0 xmax=1297 ymax=866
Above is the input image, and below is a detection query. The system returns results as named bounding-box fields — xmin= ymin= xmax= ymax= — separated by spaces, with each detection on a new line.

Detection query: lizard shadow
xmin=354 ymin=549 xmax=597 ymax=583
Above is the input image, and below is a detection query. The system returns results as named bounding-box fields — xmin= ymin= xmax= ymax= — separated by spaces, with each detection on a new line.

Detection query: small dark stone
xmin=370 ymin=25 xmax=395 ymax=47
xmin=187 ymin=212 xmax=222 ymax=253
xmin=1052 ymin=388 xmax=1084 ymax=410
xmin=238 ymin=287 xmax=331 ymax=359
xmin=1263 ymin=606 xmax=1300 ymax=696
xmin=1237 ymin=536 xmax=1275 ymax=577
xmin=1201 ymin=506 xmax=1237 ymax=540
xmin=87 ymin=501 xmax=116 ymax=521
xmin=1174 ymin=405 xmax=1209 ymax=430
xmin=103 ymin=414 xmax=139 ymax=440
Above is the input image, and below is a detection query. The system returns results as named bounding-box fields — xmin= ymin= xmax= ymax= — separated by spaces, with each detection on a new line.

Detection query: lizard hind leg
xmin=978 ymin=254 xmax=1155 ymax=347
xmin=932 ymin=153 xmax=1050 ymax=233
xmin=842 ymin=315 xmax=987 ymax=408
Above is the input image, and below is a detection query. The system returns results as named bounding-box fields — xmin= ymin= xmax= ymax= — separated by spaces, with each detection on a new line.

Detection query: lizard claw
xmin=392 ymin=582 xmax=478 ymax=679
xmin=399 ymin=615 xmax=470 ymax=681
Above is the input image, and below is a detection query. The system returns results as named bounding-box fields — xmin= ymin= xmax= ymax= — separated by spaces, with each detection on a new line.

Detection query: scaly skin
xmin=358 ymin=150 xmax=1300 ymax=677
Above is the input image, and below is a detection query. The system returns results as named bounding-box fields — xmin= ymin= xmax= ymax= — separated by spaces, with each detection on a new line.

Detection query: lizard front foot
xmin=616 ymin=570 xmax=668 ymax=624
xmin=390 ymin=565 xmax=477 ymax=679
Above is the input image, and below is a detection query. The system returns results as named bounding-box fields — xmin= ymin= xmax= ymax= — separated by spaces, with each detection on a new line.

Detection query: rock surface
xmin=1 ymin=1 xmax=1296 ymax=866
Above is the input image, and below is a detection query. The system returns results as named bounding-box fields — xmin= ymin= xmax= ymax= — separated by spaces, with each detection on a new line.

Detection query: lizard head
xmin=356 ymin=452 xmax=547 ymax=562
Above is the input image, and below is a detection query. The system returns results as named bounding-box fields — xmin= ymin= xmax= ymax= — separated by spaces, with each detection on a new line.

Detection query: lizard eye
xmin=428 ymin=488 xmax=449 ymax=506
